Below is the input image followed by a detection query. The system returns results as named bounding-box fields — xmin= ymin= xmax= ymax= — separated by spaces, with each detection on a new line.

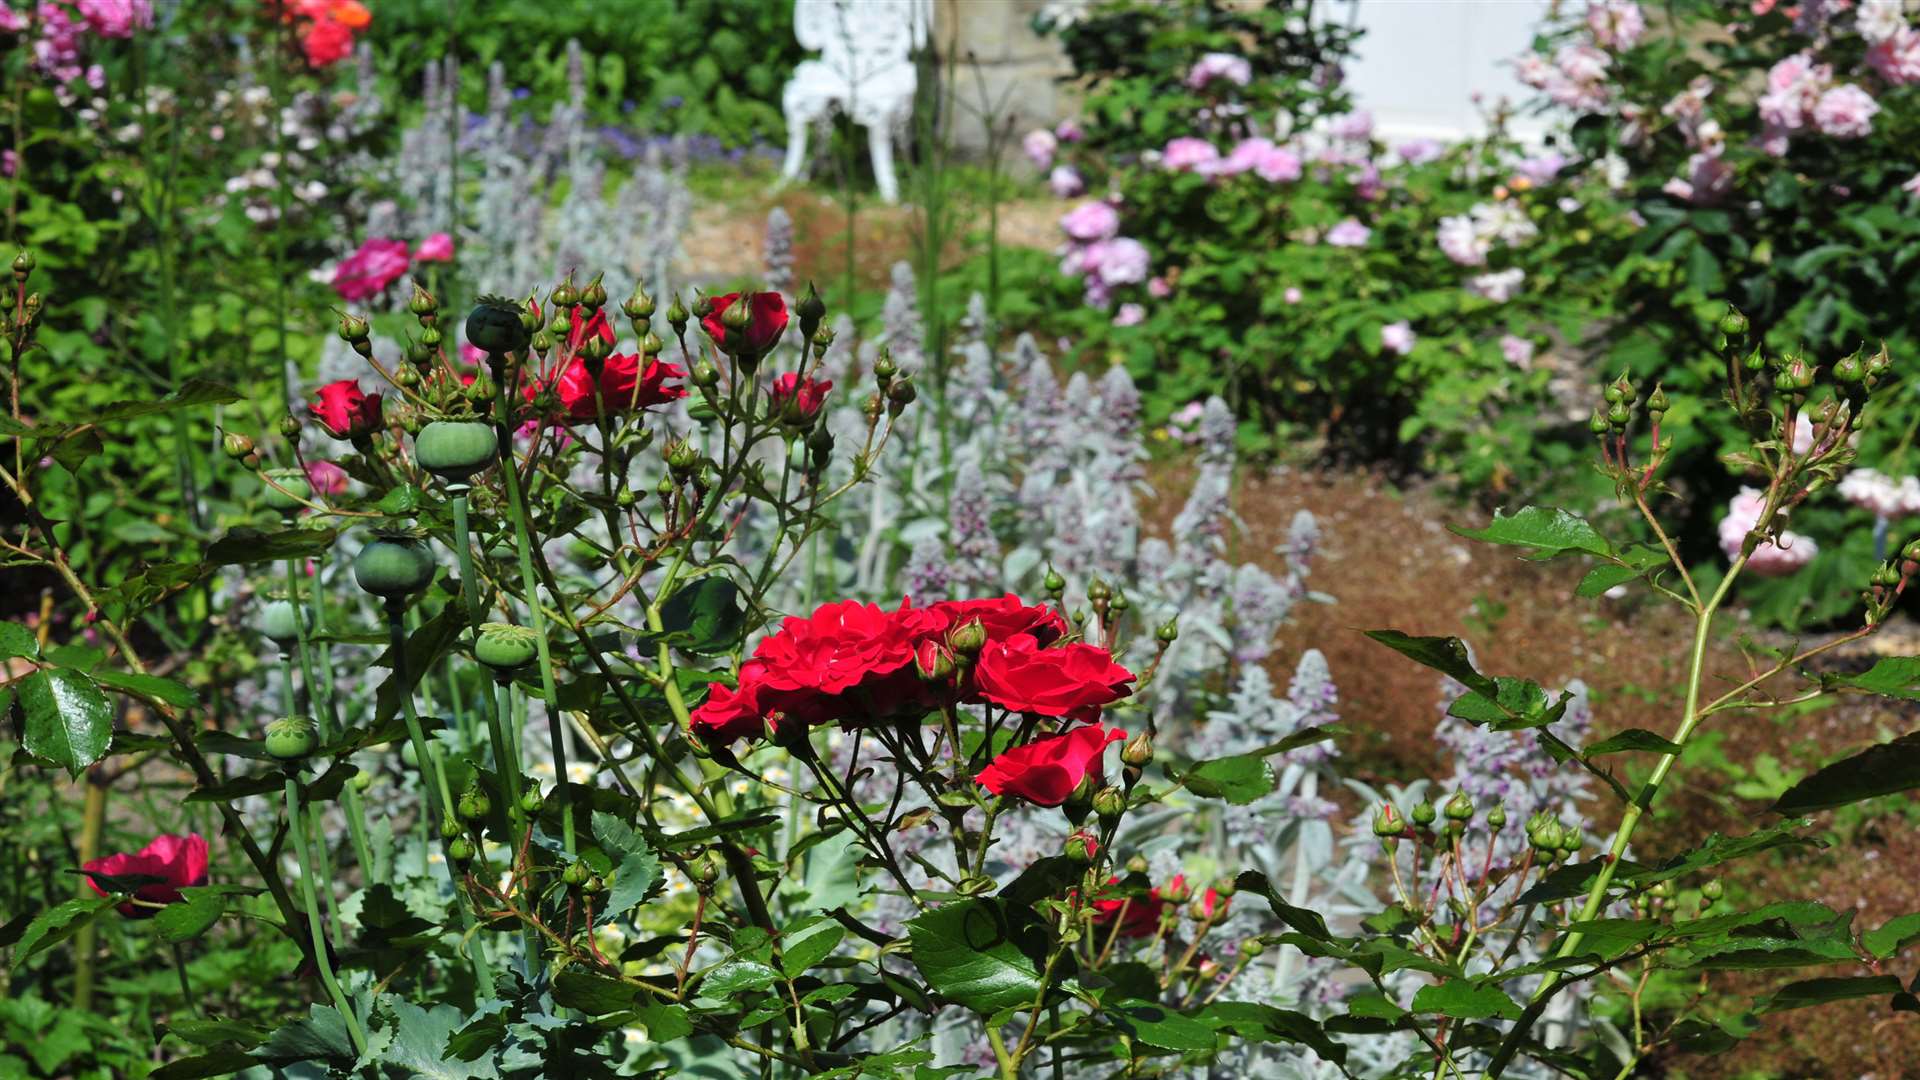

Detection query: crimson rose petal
xmin=975 ymin=723 xmax=1124 ymax=806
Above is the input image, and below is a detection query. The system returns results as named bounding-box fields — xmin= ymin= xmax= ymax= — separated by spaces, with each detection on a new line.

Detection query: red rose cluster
xmin=524 ymin=307 xmax=685 ymax=424
xmin=690 ymin=595 xmax=1134 ymax=756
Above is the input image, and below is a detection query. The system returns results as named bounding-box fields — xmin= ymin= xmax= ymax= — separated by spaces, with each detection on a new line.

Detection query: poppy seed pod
xmin=475 ymin=623 xmax=540 ymax=672
xmin=466 ymin=296 xmax=531 ymax=355
xmin=353 ymin=535 xmax=436 ymax=598
xmin=262 ymin=467 xmax=310 ymax=513
xmin=414 ymin=420 xmax=496 ymax=482
xmin=259 ymin=599 xmax=305 ymax=647
xmin=264 ymin=716 xmax=318 ymax=762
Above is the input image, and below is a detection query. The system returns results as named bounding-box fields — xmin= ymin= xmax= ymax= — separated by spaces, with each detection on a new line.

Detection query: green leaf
xmin=1864 ymin=913 xmax=1920 ymax=959
xmin=251 ymin=1004 xmax=360 ymax=1066
xmin=204 ymin=526 xmax=341 ymax=567
xmin=593 ymin=811 xmax=661 ymax=918
xmin=154 ymin=886 xmax=226 ymax=943
xmin=633 ymin=1002 xmax=693 ymax=1043
xmin=1585 ymin=728 xmax=1684 ymax=756
xmin=702 ymin=960 xmax=781 ymax=997
xmin=1193 ymin=1001 xmax=1346 ymax=1064
xmin=1447 ymin=678 xmax=1563 ymax=730
xmin=779 ymin=916 xmax=845 ymax=978
xmin=379 ymin=999 xmax=498 ymax=1079
xmin=375 ymin=485 xmax=424 ymax=515
xmin=551 ymin=969 xmax=640 ymax=1015
xmin=1759 ymin=975 xmax=1903 ymax=1013
xmin=0 ymin=621 xmax=39 ymax=661
xmin=19 ymin=667 xmax=113 ymax=777
xmin=162 ymin=1018 xmax=270 ymax=1048
xmin=1771 ymin=731 xmax=1920 ymax=814
xmin=650 ymin=576 xmax=747 ymax=656
xmin=93 ymin=669 xmax=198 ymax=709
xmin=1106 ymin=1000 xmax=1217 ymax=1051
xmin=1823 ymin=656 xmax=1920 ymax=698
xmin=1575 ymin=563 xmax=1641 ymax=598
xmin=148 ymin=1049 xmax=261 ymax=1080
xmin=1449 ymin=506 xmax=1612 ymax=558
xmin=1411 ymin=981 xmax=1522 ymax=1021
xmin=907 ymin=898 xmax=1075 ymax=1013
xmin=1362 ymin=631 xmax=1495 ymax=697
xmin=9 ymin=895 xmax=117 ymax=969
xmin=1234 ymin=870 xmax=1333 ymax=942
xmin=1622 ymin=819 xmax=1820 ymax=888
xmin=1180 ymin=754 xmax=1275 ymax=804
xmin=80 ymin=379 xmax=241 ymax=424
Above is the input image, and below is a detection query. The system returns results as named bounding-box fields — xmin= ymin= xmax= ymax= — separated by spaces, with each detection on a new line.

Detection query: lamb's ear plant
xmin=1357 ymin=316 xmax=1920 ymax=1077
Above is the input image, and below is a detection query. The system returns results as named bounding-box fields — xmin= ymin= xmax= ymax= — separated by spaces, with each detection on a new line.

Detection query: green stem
xmin=298 ymin=549 xmax=378 ymax=884
xmin=385 ymin=598 xmax=494 ymax=994
xmin=169 ymin=942 xmax=199 ymax=1016
xmin=488 ymin=353 xmax=576 ymax=854
xmin=285 ymin=776 xmax=368 ymax=1056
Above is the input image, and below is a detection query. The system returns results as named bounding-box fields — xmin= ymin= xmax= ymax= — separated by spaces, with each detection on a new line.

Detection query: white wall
xmin=1333 ymin=0 xmax=1557 ymax=144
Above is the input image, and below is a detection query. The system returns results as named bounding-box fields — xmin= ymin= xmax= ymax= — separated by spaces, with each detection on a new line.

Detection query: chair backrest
xmin=793 ymin=0 xmax=930 ymax=76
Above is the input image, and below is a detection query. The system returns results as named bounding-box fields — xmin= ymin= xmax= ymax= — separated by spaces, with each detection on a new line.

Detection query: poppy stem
xmin=283 ymin=776 xmax=368 ymax=1057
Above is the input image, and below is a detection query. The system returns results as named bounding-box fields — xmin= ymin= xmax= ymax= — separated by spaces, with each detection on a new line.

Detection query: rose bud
xmin=1064 ymin=832 xmax=1098 ymax=865
xmin=1092 ymin=786 xmax=1127 ymax=824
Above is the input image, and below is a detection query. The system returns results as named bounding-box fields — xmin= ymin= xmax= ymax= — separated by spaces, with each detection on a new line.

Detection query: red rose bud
xmin=975 ymin=723 xmax=1124 ymax=806
xmin=770 ymin=371 xmax=832 ymax=424
xmin=1120 ymin=732 xmax=1153 ymax=768
xmin=1064 ymin=832 xmax=1099 ymax=865
xmin=973 ymin=637 xmax=1135 ymax=721
xmin=947 ymin=618 xmax=988 ymax=656
xmin=83 ymin=833 xmax=209 ymax=917
xmin=310 ymin=379 xmax=383 ymax=440
xmin=1160 ymin=875 xmax=1192 ymax=905
xmin=1092 ymin=876 xmax=1165 ymax=939
xmin=930 ymin=595 xmax=1067 ymax=650
xmin=702 ymin=291 xmax=789 ymax=358
xmin=1092 ymin=785 xmax=1126 ymax=823
xmin=1063 ymin=773 xmax=1097 ymax=825
xmin=914 ymin=639 xmax=956 ymax=682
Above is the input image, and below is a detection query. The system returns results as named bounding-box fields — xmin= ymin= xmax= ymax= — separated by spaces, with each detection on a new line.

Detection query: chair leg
xmin=781 ymin=109 xmax=811 ymax=186
xmin=868 ymin=121 xmax=899 ymax=204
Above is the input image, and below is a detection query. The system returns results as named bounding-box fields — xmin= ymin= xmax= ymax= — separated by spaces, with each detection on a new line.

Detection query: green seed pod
xmin=353 ymin=535 xmax=436 ymax=598
xmin=223 ymin=432 xmax=255 ymax=461
xmin=1411 ymin=799 xmax=1437 ymax=827
xmin=1125 ymin=854 xmax=1149 ymax=875
xmin=1043 ymin=566 xmax=1066 ymax=595
xmin=336 ymin=313 xmax=370 ymax=342
xmin=1718 ymin=308 xmax=1749 ymax=338
xmin=585 ymin=874 xmax=607 ymax=894
xmin=1444 ymin=791 xmax=1474 ymax=822
xmin=562 ymin=861 xmax=589 ymax=887
xmin=458 ymin=787 xmax=492 ymax=821
xmin=1486 ymin=803 xmax=1507 ymax=830
xmin=1156 ymin=618 xmax=1178 ymax=643
xmin=259 ymin=599 xmax=306 ymax=646
xmin=352 ymin=770 xmax=374 ymax=792
xmin=466 ymin=296 xmax=532 ymax=354
xmin=414 ymin=420 xmax=497 ymax=481
xmin=12 ymin=250 xmax=35 ymax=276
xmin=265 ymin=716 xmax=318 ymax=762
xmin=1240 ymin=937 xmax=1266 ymax=957
xmin=440 ymin=817 xmax=462 ymax=840
xmin=1701 ymin=879 xmax=1723 ymax=901
xmin=475 ymin=622 xmax=540 ymax=672
xmin=449 ymin=837 xmax=475 ymax=862
xmin=519 ymin=788 xmax=544 ymax=814
xmin=279 ymin=414 xmax=302 ymax=439
xmin=948 ymin=618 xmax=988 ymax=655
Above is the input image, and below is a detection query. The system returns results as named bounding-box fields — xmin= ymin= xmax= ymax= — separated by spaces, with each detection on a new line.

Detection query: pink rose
xmin=1325 ymin=218 xmax=1371 ymax=247
xmin=1380 ymin=321 xmax=1416 ymax=356
xmin=413 ymin=232 xmax=454 ymax=262
xmin=1162 ymin=137 xmax=1220 ymax=174
xmin=1048 ymin=165 xmax=1086 ymax=198
xmin=1185 ymin=52 xmax=1251 ymax=90
xmin=1060 ymin=201 xmax=1120 ymax=242
xmin=1112 ymin=303 xmax=1145 ymax=327
xmin=1812 ymin=84 xmax=1878 ymax=138
xmin=331 ymin=237 xmax=411 ymax=301
xmin=1023 ymin=128 xmax=1057 ymax=169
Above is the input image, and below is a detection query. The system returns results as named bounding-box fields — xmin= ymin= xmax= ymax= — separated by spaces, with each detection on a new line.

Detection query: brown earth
xmin=1143 ymin=462 xmax=1920 ymax=1077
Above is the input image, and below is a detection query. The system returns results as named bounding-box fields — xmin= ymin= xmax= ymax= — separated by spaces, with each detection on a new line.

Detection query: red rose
xmin=769 ymin=372 xmax=832 ymax=421
xmin=528 ymin=354 xmax=685 ymax=424
xmin=930 ymin=594 xmax=1068 ymax=649
xmin=973 ymin=636 xmax=1135 ymax=721
xmin=568 ymin=307 xmax=615 ymax=354
xmin=689 ymin=597 xmax=948 ymax=745
xmin=83 ymin=833 xmax=208 ymax=917
xmin=305 ymin=459 xmax=349 ymax=496
xmin=310 ymin=379 xmax=383 ymax=439
xmin=975 ymin=722 xmax=1123 ymax=805
xmin=702 ymin=291 xmax=790 ymax=356
xmin=1091 ymin=874 xmax=1171 ymax=940
xmin=331 ymin=237 xmax=410 ymax=300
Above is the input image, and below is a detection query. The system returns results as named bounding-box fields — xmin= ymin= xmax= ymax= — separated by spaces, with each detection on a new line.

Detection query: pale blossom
xmin=1839 ymin=469 xmax=1920 ymax=518
xmin=1186 ymin=52 xmax=1252 ymax=90
xmin=1500 ymin=335 xmax=1536 ymax=370
xmin=1060 ymin=201 xmax=1120 ymax=242
xmin=1254 ymin=145 xmax=1303 ymax=182
xmin=1054 ymin=119 xmax=1084 ymax=143
xmin=1148 ymin=276 xmax=1172 ymax=299
xmin=1812 ymin=84 xmax=1879 ymax=138
xmin=1095 ymin=237 xmax=1151 ymax=285
xmin=1661 ymin=152 xmax=1733 ymax=205
xmin=413 ymin=232 xmax=453 ymax=262
xmin=1380 ymin=321 xmax=1416 ymax=355
xmin=1856 ymin=0 xmax=1909 ymax=43
xmin=1468 ymin=268 xmax=1526 ymax=303
xmin=1283 ymin=286 xmax=1303 ymax=304
xmin=1396 ymin=139 xmax=1444 ymax=165
xmin=1903 ymin=172 xmax=1920 ymax=195
xmin=1585 ymin=0 xmax=1646 ymax=49
xmin=1162 ymin=137 xmax=1221 ymax=173
xmin=1048 ymin=165 xmax=1085 ymax=198
xmin=1112 ymin=303 xmax=1146 ymax=327
xmin=1868 ymin=27 xmax=1920 ymax=84
xmin=1325 ymin=218 xmax=1371 ymax=247
xmin=1329 ymin=110 xmax=1374 ymax=142
xmin=1718 ymin=487 xmax=1817 ymax=575
xmin=1023 ymin=129 xmax=1058 ymax=169
xmin=1438 ymin=215 xmax=1489 ymax=267
xmin=1513 ymin=152 xmax=1567 ymax=184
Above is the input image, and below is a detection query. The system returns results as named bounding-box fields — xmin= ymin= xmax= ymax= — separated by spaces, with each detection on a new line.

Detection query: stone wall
xmin=929 ymin=0 xmax=1081 ymax=158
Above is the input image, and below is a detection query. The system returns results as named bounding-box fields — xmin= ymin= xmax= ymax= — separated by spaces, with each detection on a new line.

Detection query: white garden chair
xmin=780 ymin=0 xmax=932 ymax=203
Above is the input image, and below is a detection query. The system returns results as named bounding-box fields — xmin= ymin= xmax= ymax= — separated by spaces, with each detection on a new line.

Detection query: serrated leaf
xmin=1450 ymin=506 xmax=1613 ymax=558
xmin=649 ymin=576 xmax=746 ymax=656
xmin=154 ymin=886 xmax=226 ymax=943
xmin=1824 ymin=656 xmax=1920 ymax=698
xmin=633 ymin=1002 xmax=692 ymax=1042
xmin=1363 ymin=630 xmax=1495 ymax=697
xmin=9 ymin=895 xmax=117 ymax=969
xmin=780 ymin=916 xmax=845 ymax=978
xmin=1772 ymin=731 xmax=1920 ymax=814
xmin=702 ymin=960 xmax=781 ymax=997
xmin=1447 ymin=678 xmax=1561 ymax=730
xmin=906 ymin=898 xmax=1075 ymax=1013
xmin=93 ymin=669 xmax=199 ymax=709
xmin=148 ymin=1048 xmax=260 ymax=1080
xmin=204 ymin=526 xmax=340 ymax=566
xmin=593 ymin=811 xmax=661 ymax=918
xmin=249 ymin=1003 xmax=359 ymax=1065
xmin=0 ymin=621 xmax=39 ymax=661
xmin=1411 ymin=981 xmax=1522 ymax=1020
xmin=1575 ymin=563 xmax=1640 ymax=597
xmin=1180 ymin=754 xmax=1275 ymax=804
xmin=1193 ymin=1001 xmax=1346 ymax=1063
xmin=163 ymin=1018 xmax=270 ymax=1048
xmin=82 ymin=379 xmax=241 ymax=423
xmin=379 ymin=999 xmax=497 ymax=1079
xmin=19 ymin=667 xmax=113 ymax=776
xmin=551 ymin=969 xmax=640 ymax=1014
xmin=1106 ymin=1000 xmax=1216 ymax=1051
